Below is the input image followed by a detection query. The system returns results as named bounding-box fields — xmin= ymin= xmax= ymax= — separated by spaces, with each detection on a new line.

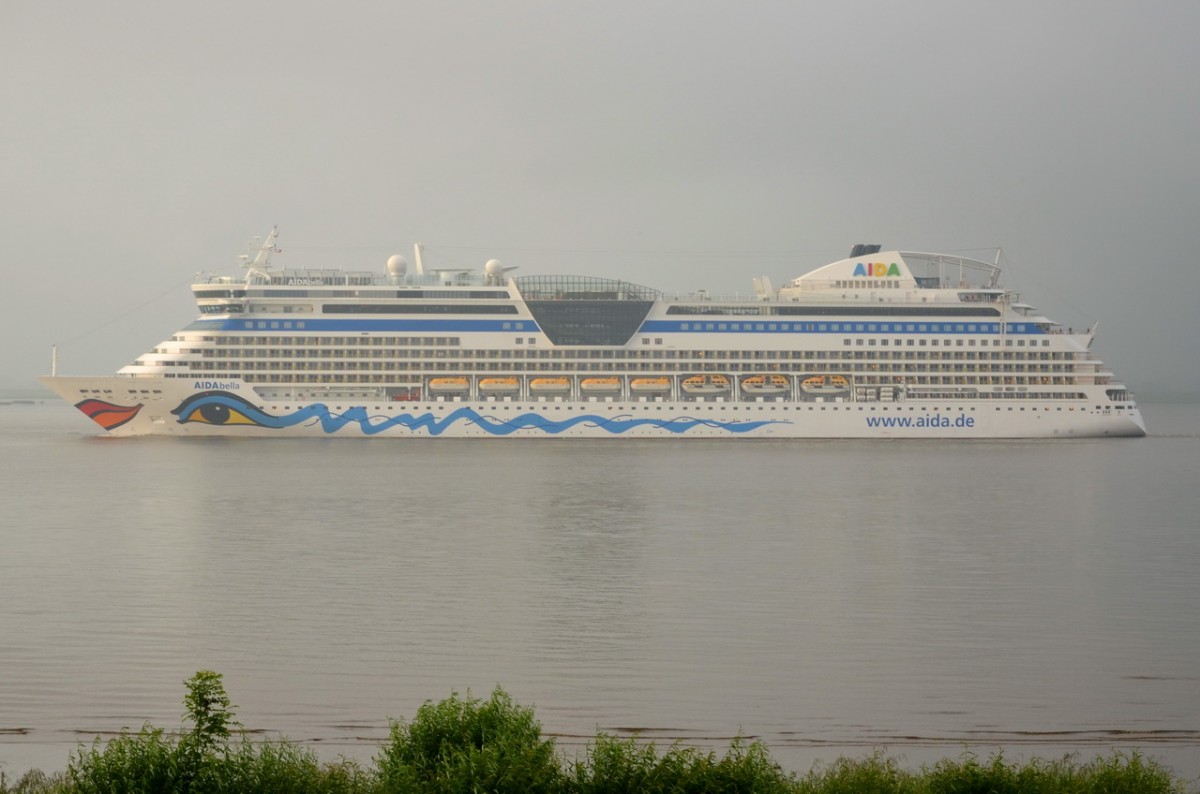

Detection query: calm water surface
xmin=2 ymin=400 xmax=1198 ymax=780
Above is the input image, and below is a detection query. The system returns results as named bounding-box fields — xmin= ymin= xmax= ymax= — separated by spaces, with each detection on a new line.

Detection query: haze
xmin=3 ymin=1 xmax=1197 ymax=398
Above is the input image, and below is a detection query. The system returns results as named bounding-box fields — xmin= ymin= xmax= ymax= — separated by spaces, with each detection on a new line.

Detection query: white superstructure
xmin=42 ymin=232 xmax=1146 ymax=438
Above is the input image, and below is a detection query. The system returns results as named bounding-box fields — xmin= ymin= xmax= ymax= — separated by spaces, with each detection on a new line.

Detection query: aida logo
xmin=852 ymin=262 xmax=901 ymax=277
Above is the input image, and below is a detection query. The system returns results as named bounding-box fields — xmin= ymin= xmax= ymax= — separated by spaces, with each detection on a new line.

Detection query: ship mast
xmin=241 ymin=226 xmax=280 ymax=283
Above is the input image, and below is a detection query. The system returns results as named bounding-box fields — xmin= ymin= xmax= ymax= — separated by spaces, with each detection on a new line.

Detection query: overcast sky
xmin=4 ymin=1 xmax=1197 ymax=397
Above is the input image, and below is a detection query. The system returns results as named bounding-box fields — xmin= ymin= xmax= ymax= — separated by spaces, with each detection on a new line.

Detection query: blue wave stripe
xmin=172 ymin=392 xmax=787 ymax=436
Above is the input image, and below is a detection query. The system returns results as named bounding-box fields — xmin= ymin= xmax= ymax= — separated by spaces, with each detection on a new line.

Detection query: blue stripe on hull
xmin=637 ymin=320 xmax=1045 ymax=335
xmin=186 ymin=318 xmax=1044 ymax=335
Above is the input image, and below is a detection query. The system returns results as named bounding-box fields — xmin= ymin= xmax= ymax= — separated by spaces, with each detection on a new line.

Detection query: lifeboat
xmin=389 ymin=387 xmax=421 ymax=402
xmin=580 ymin=377 xmax=622 ymax=394
xmin=681 ymin=374 xmax=730 ymax=395
xmin=801 ymin=374 xmax=850 ymax=394
xmin=630 ymin=377 xmax=672 ymax=394
xmin=427 ymin=377 xmax=470 ymax=394
xmin=741 ymin=374 xmax=790 ymax=395
xmin=529 ymin=377 xmax=571 ymax=394
xmin=479 ymin=377 xmax=520 ymax=394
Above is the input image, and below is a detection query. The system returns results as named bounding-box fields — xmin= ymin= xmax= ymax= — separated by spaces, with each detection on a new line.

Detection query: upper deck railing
xmin=900 ymin=251 xmax=1002 ymax=289
xmin=194 ymin=251 xmax=1008 ymax=303
xmin=197 ymin=269 xmax=489 ymax=288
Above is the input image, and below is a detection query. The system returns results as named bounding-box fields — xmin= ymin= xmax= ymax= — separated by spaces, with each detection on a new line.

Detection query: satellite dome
xmin=386 ymin=255 xmax=407 ymax=276
xmin=484 ymin=259 xmax=504 ymax=279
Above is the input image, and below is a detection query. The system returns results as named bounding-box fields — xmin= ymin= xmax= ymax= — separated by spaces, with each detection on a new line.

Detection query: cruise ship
xmin=42 ymin=230 xmax=1146 ymax=438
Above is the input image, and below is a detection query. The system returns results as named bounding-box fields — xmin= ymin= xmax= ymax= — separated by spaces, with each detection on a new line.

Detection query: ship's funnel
xmin=850 ymin=243 xmax=882 ymax=257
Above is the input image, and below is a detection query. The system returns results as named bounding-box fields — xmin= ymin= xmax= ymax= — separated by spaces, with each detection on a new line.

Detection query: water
xmin=2 ymin=399 xmax=1198 ymax=781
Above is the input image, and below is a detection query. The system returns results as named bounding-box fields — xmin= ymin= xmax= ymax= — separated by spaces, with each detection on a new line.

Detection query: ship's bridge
xmin=514 ymin=275 xmax=660 ymax=346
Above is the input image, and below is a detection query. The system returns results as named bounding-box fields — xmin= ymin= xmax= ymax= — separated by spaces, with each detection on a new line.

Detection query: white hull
xmin=43 ymin=376 xmax=1147 ymax=439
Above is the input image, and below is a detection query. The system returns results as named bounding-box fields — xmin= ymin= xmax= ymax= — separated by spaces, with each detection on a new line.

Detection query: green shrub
xmin=570 ymin=734 xmax=659 ymax=793
xmin=916 ymin=751 xmax=1186 ymax=794
xmin=0 ymin=767 xmax=65 ymax=794
xmin=570 ymin=733 xmax=796 ymax=794
xmin=376 ymin=687 xmax=562 ymax=794
xmin=32 ymin=673 xmax=1197 ymax=794
xmin=65 ymin=670 xmax=239 ymax=793
xmin=1067 ymin=751 xmax=1182 ymax=794
xmin=65 ymin=725 xmax=180 ymax=794
xmin=64 ymin=670 xmax=367 ymax=794
xmin=923 ymin=753 xmax=1024 ymax=794
xmin=795 ymin=753 xmax=916 ymax=794
xmin=180 ymin=670 xmax=238 ymax=758
xmin=205 ymin=740 xmax=371 ymax=794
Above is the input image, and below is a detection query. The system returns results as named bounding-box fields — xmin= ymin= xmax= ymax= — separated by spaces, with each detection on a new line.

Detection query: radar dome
xmin=386 ymin=255 xmax=407 ymax=276
xmin=484 ymin=259 xmax=504 ymax=279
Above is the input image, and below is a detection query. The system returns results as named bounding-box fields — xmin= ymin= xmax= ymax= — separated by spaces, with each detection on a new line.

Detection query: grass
xmin=1 ymin=672 xmax=1193 ymax=793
